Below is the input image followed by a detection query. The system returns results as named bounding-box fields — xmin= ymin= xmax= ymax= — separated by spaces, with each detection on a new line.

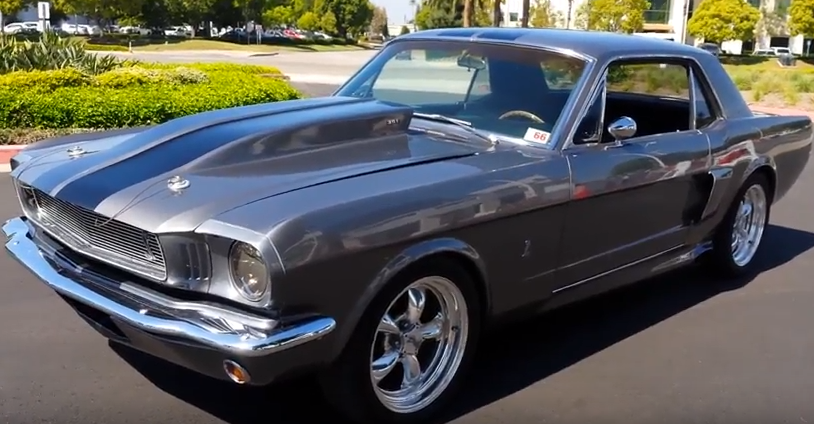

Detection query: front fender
xmin=326 ymin=237 xmax=489 ymax=361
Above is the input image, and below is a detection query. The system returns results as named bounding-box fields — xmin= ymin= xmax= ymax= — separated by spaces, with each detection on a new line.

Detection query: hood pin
xmin=66 ymin=146 xmax=86 ymax=159
xmin=167 ymin=175 xmax=190 ymax=192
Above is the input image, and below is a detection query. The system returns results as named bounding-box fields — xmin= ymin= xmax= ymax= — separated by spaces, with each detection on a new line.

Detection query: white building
xmin=500 ymin=0 xmax=688 ymax=34
xmin=499 ymin=0 xmax=807 ymax=54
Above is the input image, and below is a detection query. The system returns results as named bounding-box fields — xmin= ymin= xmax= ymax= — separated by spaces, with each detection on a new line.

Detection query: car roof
xmin=397 ymin=27 xmax=706 ymax=61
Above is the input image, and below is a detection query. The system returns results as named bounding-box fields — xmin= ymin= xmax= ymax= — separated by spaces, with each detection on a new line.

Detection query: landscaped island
xmin=0 ymin=32 xmax=301 ymax=145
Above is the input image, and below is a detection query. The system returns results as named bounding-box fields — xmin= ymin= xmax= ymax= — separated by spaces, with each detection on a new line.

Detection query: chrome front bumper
xmin=3 ymin=217 xmax=336 ymax=358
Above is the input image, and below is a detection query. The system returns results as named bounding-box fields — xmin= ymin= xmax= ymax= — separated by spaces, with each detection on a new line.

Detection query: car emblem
xmin=167 ymin=175 xmax=190 ymax=192
xmin=66 ymin=146 xmax=86 ymax=158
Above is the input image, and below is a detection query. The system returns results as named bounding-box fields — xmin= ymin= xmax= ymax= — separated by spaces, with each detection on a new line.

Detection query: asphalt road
xmin=106 ymin=50 xmax=375 ymax=84
xmin=3 ymin=83 xmax=814 ymax=423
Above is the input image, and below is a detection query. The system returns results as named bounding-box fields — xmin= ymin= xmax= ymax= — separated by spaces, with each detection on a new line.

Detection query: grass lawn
xmin=718 ymin=56 xmax=814 ymax=110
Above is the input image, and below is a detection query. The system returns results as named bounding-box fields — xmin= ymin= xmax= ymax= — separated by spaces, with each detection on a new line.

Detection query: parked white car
xmin=753 ymin=48 xmax=777 ymax=56
xmin=3 ymin=22 xmax=38 ymax=34
xmin=119 ymin=26 xmax=152 ymax=35
xmin=164 ymin=25 xmax=193 ymax=37
xmin=80 ymin=24 xmax=102 ymax=35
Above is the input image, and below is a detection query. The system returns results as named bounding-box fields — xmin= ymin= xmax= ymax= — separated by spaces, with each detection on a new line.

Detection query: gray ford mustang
xmin=4 ymin=28 xmax=812 ymax=423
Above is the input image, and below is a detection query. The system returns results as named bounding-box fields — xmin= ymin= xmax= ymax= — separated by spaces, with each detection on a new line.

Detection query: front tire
xmin=319 ymin=261 xmax=480 ymax=424
xmin=706 ymin=173 xmax=771 ymax=277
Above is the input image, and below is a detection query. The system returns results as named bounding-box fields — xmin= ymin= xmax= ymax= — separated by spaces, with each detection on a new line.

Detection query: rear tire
xmin=705 ymin=173 xmax=771 ymax=277
xmin=319 ymin=261 xmax=481 ymax=424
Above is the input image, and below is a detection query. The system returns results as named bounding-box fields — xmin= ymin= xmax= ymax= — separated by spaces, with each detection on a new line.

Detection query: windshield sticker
xmin=524 ymin=127 xmax=550 ymax=144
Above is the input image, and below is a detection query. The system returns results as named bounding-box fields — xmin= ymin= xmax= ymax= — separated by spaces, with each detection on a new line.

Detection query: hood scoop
xmin=182 ymin=98 xmax=414 ymax=172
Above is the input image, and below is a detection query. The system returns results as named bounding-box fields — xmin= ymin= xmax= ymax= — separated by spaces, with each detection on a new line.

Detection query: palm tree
xmin=521 ymin=0 xmax=530 ymax=26
xmin=492 ymin=0 xmax=502 ymax=26
xmin=463 ymin=0 xmax=473 ymax=26
xmin=565 ymin=0 xmax=573 ymax=28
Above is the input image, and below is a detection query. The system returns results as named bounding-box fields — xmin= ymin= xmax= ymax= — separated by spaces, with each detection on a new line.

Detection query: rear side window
xmin=606 ymin=61 xmax=718 ymax=130
xmin=606 ymin=63 xmax=689 ymax=100
xmin=692 ymin=74 xmax=717 ymax=129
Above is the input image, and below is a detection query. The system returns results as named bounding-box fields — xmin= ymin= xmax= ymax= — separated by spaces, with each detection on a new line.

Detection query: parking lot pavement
xmin=3 ymin=85 xmax=814 ymax=424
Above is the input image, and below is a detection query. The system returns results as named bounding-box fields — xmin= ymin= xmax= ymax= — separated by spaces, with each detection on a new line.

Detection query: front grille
xmin=19 ymin=185 xmax=167 ymax=281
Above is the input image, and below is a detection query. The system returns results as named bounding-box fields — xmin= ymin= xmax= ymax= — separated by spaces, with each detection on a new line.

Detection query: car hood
xmin=13 ymin=96 xmax=486 ymax=233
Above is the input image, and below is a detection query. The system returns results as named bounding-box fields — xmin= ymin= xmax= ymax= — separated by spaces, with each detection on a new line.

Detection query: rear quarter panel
xmin=688 ymin=114 xmax=812 ymax=244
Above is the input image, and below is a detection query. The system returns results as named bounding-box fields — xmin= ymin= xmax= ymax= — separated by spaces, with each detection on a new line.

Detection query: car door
xmin=555 ymin=58 xmax=713 ymax=286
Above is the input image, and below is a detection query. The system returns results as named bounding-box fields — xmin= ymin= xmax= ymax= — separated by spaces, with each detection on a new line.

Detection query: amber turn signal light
xmin=223 ymin=359 xmax=251 ymax=384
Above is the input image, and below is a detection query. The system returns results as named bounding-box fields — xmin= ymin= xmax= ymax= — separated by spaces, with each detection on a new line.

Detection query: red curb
xmin=0 ymin=145 xmax=22 ymax=169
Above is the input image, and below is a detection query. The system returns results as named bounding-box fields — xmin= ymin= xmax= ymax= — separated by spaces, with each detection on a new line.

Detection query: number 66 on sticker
xmin=523 ymin=127 xmax=550 ymax=143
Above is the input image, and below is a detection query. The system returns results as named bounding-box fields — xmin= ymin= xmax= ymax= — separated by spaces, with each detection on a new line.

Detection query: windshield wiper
xmin=413 ymin=112 xmax=498 ymax=146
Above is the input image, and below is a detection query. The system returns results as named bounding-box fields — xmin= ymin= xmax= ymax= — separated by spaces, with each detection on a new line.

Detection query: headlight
xmin=228 ymin=242 xmax=269 ymax=301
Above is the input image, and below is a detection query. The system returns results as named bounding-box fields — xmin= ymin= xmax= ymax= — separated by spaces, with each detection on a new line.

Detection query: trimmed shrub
xmin=0 ymin=128 xmax=102 ymax=145
xmin=92 ymin=66 xmax=209 ymax=88
xmin=0 ymin=63 xmax=301 ymax=130
xmin=84 ymin=44 xmax=129 ymax=52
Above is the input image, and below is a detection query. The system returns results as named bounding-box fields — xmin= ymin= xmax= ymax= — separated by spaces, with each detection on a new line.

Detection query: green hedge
xmin=75 ymin=34 xmax=356 ymax=48
xmin=0 ymin=128 xmax=101 ymax=145
xmin=84 ymin=44 xmax=129 ymax=52
xmin=0 ymin=63 xmax=301 ymax=130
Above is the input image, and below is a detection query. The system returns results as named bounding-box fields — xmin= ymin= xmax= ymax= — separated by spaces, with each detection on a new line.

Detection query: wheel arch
xmin=325 ymin=237 xmax=491 ymax=362
xmin=747 ymin=163 xmax=777 ymax=203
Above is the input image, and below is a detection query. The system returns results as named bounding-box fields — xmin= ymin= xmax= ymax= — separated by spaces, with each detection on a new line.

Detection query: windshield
xmin=335 ymin=40 xmax=589 ymax=145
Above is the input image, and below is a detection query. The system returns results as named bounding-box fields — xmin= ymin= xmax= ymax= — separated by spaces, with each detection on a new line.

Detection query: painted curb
xmin=1 ymin=106 xmax=811 ymax=174
xmin=0 ymin=145 xmax=20 ymax=173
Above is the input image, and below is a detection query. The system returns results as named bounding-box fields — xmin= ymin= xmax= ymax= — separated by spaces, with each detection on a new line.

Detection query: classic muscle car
xmin=3 ymin=28 xmax=812 ymax=423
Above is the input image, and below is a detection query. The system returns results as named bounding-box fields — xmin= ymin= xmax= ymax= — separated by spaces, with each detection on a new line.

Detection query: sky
xmin=372 ymin=0 xmax=416 ymax=25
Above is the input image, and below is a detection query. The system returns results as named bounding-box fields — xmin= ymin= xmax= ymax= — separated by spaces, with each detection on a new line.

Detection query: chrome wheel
xmin=369 ymin=276 xmax=469 ymax=414
xmin=731 ymin=184 xmax=768 ymax=267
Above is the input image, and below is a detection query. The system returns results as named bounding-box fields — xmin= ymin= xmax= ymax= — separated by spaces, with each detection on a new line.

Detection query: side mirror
xmin=607 ymin=116 xmax=637 ymax=141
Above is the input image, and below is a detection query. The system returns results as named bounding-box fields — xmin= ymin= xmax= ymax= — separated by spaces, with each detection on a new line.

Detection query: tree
xmin=313 ymin=0 xmax=374 ymax=38
xmin=320 ymin=11 xmax=337 ymax=32
xmin=529 ymin=0 xmax=561 ymax=27
xmin=564 ymin=0 xmax=574 ymax=28
xmin=492 ymin=0 xmax=501 ymax=26
xmin=463 ymin=0 xmax=473 ymax=26
xmin=474 ymin=0 xmax=492 ymax=25
xmin=757 ymin=6 xmax=786 ymax=39
xmin=297 ymin=10 xmax=320 ymax=29
xmin=52 ymin=0 xmax=145 ymax=26
xmin=521 ymin=0 xmax=529 ymax=26
xmin=370 ymin=5 xmax=387 ymax=34
xmin=575 ymin=0 xmax=650 ymax=32
xmin=687 ymin=0 xmax=760 ymax=44
xmin=262 ymin=5 xmax=295 ymax=26
xmin=400 ymin=24 xmax=409 ymax=34
xmin=415 ymin=1 xmax=461 ymax=29
xmin=164 ymin=0 xmax=218 ymax=35
xmin=789 ymin=0 xmax=814 ymax=38
xmin=0 ymin=0 xmax=27 ymax=32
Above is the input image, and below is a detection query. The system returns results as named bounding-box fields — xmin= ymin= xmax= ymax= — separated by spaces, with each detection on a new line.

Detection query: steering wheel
xmin=498 ymin=110 xmax=545 ymax=124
